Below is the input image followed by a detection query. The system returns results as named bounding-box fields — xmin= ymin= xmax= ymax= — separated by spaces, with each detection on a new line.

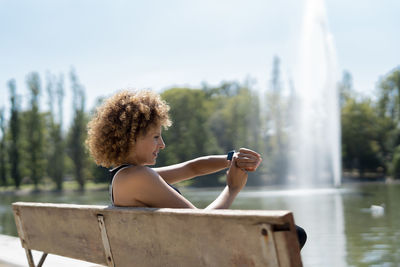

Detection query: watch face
xmin=227 ymin=151 xmax=235 ymax=161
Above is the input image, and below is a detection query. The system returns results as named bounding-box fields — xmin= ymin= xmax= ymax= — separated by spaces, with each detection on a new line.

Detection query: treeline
xmin=0 ymin=69 xmax=107 ymax=191
xmin=340 ymin=67 xmax=400 ymax=178
xmin=1 ymin=62 xmax=400 ymax=191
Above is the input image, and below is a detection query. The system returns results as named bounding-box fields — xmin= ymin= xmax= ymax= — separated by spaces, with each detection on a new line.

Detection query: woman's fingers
xmin=237 ymin=149 xmax=261 ymax=162
xmin=230 ymin=148 xmax=262 ymax=172
xmin=236 ymin=162 xmax=259 ymax=171
xmin=236 ymin=153 xmax=258 ymax=162
xmin=239 ymin=148 xmax=261 ymax=157
xmin=230 ymin=155 xmax=248 ymax=175
xmin=235 ymin=154 xmax=262 ymax=171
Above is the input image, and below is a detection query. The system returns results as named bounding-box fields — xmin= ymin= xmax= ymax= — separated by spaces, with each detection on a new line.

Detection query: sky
xmin=1 ymin=0 xmax=399 ymax=126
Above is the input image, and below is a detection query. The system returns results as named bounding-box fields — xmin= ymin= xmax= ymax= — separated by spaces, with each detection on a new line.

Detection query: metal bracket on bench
xmin=97 ymin=214 xmax=115 ymax=267
xmin=260 ymin=223 xmax=280 ymax=267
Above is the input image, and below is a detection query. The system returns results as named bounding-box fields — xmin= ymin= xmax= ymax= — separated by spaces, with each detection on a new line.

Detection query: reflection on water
xmin=1 ymin=183 xmax=400 ymax=266
xmin=256 ymin=188 xmax=347 ymax=267
xmin=342 ymin=184 xmax=400 ymax=266
xmin=211 ymin=187 xmax=348 ymax=266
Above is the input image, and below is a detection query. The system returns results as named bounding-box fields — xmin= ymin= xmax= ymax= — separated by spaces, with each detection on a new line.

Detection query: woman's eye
xmin=154 ymin=136 xmax=159 ymax=139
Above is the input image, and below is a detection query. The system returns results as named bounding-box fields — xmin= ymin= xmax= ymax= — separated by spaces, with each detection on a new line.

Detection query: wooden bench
xmin=12 ymin=202 xmax=303 ymax=267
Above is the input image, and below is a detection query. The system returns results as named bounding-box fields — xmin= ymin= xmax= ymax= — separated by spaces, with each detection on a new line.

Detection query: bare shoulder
xmin=116 ymin=165 xmax=160 ymax=186
xmin=114 ymin=165 xmax=196 ymax=208
xmin=113 ymin=166 xmax=161 ymax=207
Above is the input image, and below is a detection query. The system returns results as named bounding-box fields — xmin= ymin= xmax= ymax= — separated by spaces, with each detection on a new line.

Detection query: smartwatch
xmin=227 ymin=150 xmax=235 ymax=161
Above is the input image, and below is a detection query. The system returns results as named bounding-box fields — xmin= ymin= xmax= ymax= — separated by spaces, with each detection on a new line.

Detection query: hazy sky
xmin=1 ymin=0 xmax=399 ymax=125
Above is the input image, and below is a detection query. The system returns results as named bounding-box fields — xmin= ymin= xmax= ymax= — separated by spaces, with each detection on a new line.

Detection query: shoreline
xmin=0 ymin=183 xmax=109 ymax=196
xmin=1 ymin=178 xmax=400 ymax=196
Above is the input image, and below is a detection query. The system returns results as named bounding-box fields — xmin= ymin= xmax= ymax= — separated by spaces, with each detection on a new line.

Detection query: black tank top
xmin=109 ymin=164 xmax=182 ymax=205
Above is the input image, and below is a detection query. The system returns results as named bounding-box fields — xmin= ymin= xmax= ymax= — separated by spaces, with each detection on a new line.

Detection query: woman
xmin=86 ymin=90 xmax=306 ymax=247
xmin=86 ymin=89 xmax=260 ymax=208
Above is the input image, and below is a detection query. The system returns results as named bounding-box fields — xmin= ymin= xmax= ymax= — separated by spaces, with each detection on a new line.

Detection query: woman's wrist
xmin=210 ymin=155 xmax=230 ymax=168
xmin=227 ymin=186 xmax=241 ymax=195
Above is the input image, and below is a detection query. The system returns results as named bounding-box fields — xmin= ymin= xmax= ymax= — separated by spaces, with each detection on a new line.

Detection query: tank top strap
xmin=109 ymin=164 xmax=132 ymax=179
xmin=168 ymin=183 xmax=182 ymax=195
xmin=109 ymin=164 xmax=133 ymax=205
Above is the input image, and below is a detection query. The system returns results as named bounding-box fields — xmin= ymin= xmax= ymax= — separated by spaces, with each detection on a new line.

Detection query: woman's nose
xmin=159 ymin=136 xmax=165 ymax=149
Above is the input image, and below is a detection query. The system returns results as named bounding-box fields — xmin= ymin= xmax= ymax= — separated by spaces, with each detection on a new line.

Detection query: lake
xmin=1 ymin=182 xmax=399 ymax=266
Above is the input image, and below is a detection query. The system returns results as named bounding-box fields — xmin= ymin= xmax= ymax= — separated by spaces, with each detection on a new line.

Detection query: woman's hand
xmin=226 ymin=155 xmax=248 ymax=192
xmin=235 ymin=148 xmax=262 ymax=172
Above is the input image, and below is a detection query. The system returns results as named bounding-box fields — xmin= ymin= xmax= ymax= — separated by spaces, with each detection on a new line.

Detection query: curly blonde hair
xmin=86 ymin=90 xmax=171 ymax=168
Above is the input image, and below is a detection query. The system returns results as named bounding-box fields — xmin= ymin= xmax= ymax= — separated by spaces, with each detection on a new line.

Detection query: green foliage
xmin=375 ymin=67 xmax=400 ymax=177
xmin=46 ymin=73 xmax=65 ymax=190
xmin=87 ymin=96 xmax=110 ymax=184
xmin=209 ymin=84 xmax=261 ymax=151
xmin=158 ymin=88 xmax=222 ymax=186
xmin=339 ymin=70 xmax=353 ymax=108
xmin=207 ymin=83 xmax=264 ymax=185
xmin=158 ymin=82 xmax=263 ymax=187
xmin=67 ymin=69 xmax=89 ymax=190
xmin=91 ymin=165 xmax=110 ymax=183
xmin=389 ymin=145 xmax=400 ymax=179
xmin=159 ymin=88 xmax=221 ymax=164
xmin=339 ymin=67 xmax=400 ymax=179
xmin=341 ymin=97 xmax=382 ymax=175
xmin=262 ymin=57 xmax=291 ymax=184
xmin=2 ymin=64 xmax=400 ymax=191
xmin=0 ymin=108 xmax=7 ymax=186
xmin=377 ymin=67 xmax=400 ymax=120
xmin=8 ymin=79 xmax=22 ymax=189
xmin=25 ymin=73 xmax=46 ymax=189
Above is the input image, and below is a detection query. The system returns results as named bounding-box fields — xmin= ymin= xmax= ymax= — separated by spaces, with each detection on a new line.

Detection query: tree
xmin=339 ymin=70 xmax=353 ymax=108
xmin=208 ymin=84 xmax=261 ymax=151
xmin=377 ymin=67 xmax=400 ymax=122
xmin=46 ymin=73 xmax=65 ymax=190
xmin=159 ymin=88 xmax=222 ymax=186
xmin=341 ymin=97 xmax=382 ymax=176
xmin=8 ymin=79 xmax=22 ymax=188
xmin=159 ymin=89 xmax=221 ymax=161
xmin=206 ymin=81 xmax=263 ymax=185
xmin=262 ymin=56 xmax=290 ymax=184
xmin=390 ymin=145 xmax=400 ymax=179
xmin=67 ymin=69 xmax=88 ymax=190
xmin=0 ymin=108 xmax=7 ymax=186
xmin=374 ymin=67 xmax=400 ymax=177
xmin=26 ymin=72 xmax=46 ymax=190
xmin=88 ymin=96 xmax=110 ymax=184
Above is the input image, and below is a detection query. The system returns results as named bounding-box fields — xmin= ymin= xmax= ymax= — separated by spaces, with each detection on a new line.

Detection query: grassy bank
xmin=0 ymin=180 xmax=109 ymax=195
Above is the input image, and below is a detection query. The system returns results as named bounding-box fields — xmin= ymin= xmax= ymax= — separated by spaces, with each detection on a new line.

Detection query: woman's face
xmin=128 ymin=124 xmax=165 ymax=166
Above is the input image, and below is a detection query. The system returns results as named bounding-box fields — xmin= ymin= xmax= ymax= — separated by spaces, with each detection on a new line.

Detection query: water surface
xmin=1 ymin=183 xmax=399 ymax=266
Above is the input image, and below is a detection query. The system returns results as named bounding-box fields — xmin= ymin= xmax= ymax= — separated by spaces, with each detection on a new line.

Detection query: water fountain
xmin=288 ymin=0 xmax=341 ymax=187
xmin=276 ymin=1 xmax=346 ymax=264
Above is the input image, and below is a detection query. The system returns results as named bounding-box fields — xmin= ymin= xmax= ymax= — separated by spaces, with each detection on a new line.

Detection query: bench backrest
xmin=13 ymin=202 xmax=302 ymax=267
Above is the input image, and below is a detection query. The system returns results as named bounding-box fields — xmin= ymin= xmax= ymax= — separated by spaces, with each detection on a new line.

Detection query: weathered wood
xmin=37 ymin=253 xmax=48 ymax=267
xmin=12 ymin=202 xmax=302 ymax=267
xmin=97 ymin=215 xmax=115 ymax=267
xmin=24 ymin=248 xmax=35 ymax=267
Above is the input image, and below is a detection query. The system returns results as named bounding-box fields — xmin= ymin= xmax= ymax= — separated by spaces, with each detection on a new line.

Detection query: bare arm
xmin=154 ymin=148 xmax=261 ymax=184
xmin=114 ymin=149 xmax=261 ymax=209
xmin=153 ymin=155 xmax=229 ymax=184
xmin=114 ymin=158 xmax=246 ymax=210
xmin=205 ymin=155 xmax=248 ymax=209
xmin=204 ymin=186 xmax=240 ymax=209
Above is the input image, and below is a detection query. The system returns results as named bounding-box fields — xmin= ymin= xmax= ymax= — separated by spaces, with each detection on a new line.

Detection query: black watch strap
xmin=227 ymin=150 xmax=235 ymax=160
